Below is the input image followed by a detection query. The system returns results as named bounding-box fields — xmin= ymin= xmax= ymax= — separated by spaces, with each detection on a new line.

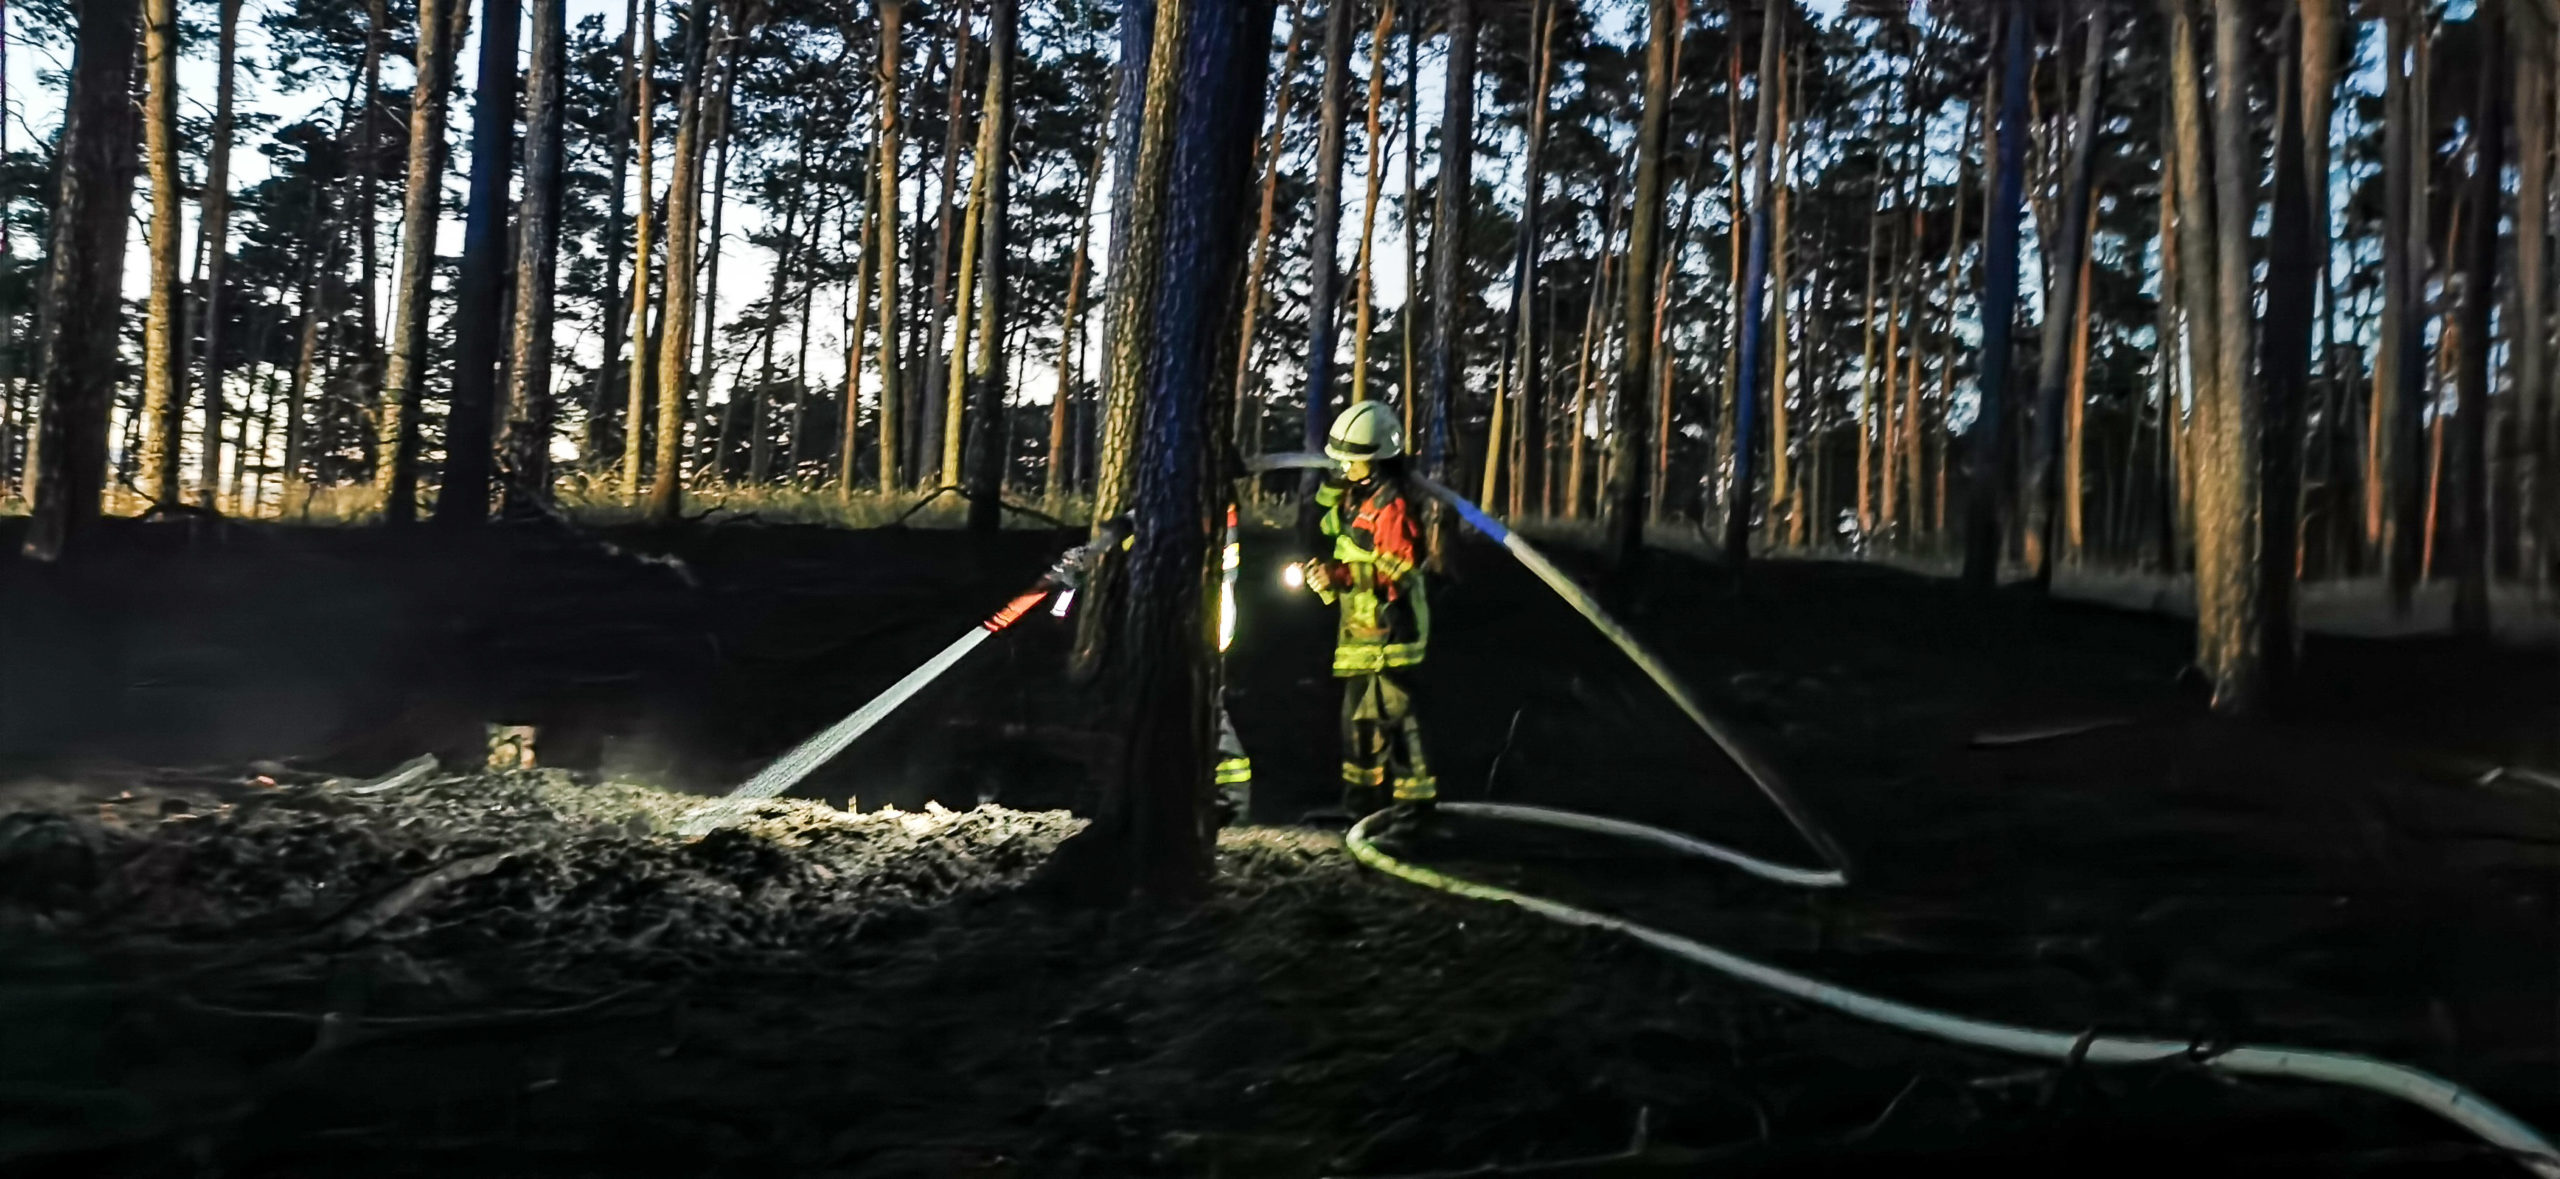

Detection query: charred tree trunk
xmin=437 ymin=0 xmax=522 ymax=525
xmin=380 ymin=0 xmax=467 ymax=524
xmin=501 ymin=0 xmax=568 ymax=514
xmin=24 ymin=0 xmax=141 ymax=560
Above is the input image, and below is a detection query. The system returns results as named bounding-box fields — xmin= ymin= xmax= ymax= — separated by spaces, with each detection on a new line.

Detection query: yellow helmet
xmin=1324 ymin=400 xmax=1404 ymax=463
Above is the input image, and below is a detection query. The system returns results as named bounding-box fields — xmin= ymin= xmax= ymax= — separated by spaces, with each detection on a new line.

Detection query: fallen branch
xmin=331 ymin=850 xmax=513 ymax=942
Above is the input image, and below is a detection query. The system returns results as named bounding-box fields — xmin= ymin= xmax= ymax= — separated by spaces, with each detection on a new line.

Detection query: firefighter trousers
xmin=1340 ymin=671 xmax=1434 ymax=811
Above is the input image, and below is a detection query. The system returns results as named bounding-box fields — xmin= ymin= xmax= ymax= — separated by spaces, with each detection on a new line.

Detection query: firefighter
xmin=1303 ymin=400 xmax=1435 ymax=824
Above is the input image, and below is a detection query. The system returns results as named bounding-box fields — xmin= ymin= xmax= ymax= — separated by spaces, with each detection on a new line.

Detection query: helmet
xmin=1324 ymin=400 xmax=1404 ymax=463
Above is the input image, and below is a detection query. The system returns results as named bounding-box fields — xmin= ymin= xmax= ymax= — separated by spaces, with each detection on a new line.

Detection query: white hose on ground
xmin=1355 ymin=475 xmax=2560 ymax=1174
xmin=1347 ymin=805 xmax=2560 ymax=1176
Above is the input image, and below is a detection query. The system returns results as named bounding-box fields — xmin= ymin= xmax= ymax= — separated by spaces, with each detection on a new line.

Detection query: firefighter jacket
xmin=1313 ymin=472 xmax=1430 ymax=676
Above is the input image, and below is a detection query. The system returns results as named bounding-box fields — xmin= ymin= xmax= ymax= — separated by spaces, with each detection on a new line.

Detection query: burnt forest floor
xmin=0 ymin=512 xmax=2555 ymax=1176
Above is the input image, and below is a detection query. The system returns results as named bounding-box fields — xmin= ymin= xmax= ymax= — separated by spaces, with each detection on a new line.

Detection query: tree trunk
xmin=1422 ymin=0 xmax=1475 ymax=477
xmin=1963 ymin=0 xmax=2031 ymax=589
xmin=1057 ymin=0 xmax=1275 ymax=906
xmin=1072 ymin=0 xmax=1190 ymax=677
xmin=1400 ymin=1 xmax=1420 ymax=432
xmin=1510 ymin=0 xmax=1557 ymax=520
xmin=2511 ymin=0 xmax=2553 ymax=590
xmin=352 ymin=0 xmax=388 ymax=474
xmin=919 ymin=14 xmax=975 ymax=489
xmin=1232 ymin=0 xmax=1306 ymax=461
xmin=437 ymin=0 xmax=522 ymax=525
xmin=941 ymin=98 xmax=991 ymax=491
xmin=2384 ymin=10 xmax=2428 ymax=612
xmin=2259 ymin=5 xmax=2320 ymax=687
xmin=875 ymin=0 xmax=907 ymax=492
xmin=378 ymin=0 xmax=466 ymax=523
xmin=137 ymin=0 xmax=184 ymax=507
xmin=2027 ymin=0 xmax=2108 ymax=589
xmin=839 ymin=133 xmax=880 ymax=494
xmin=2452 ymin=3 xmax=2506 ymax=635
xmin=2064 ymin=227 xmax=2093 ymax=555
xmin=1290 ymin=0 xmax=1348 ymax=510
xmin=1766 ymin=43 xmax=1794 ymax=549
xmin=1349 ymin=0 xmax=1397 ymax=407
xmin=1720 ymin=0 xmax=1784 ymax=565
xmin=648 ymin=0 xmax=719 ymax=523
xmin=1091 ymin=0 xmax=1163 ymax=528
xmin=23 ymin=0 xmax=141 ymax=560
xmin=963 ymin=0 xmax=1017 ymax=534
xmin=692 ymin=45 xmax=740 ymax=484
xmin=586 ymin=0 xmax=641 ymax=469
xmin=1568 ymin=165 xmax=1627 ymax=521
xmin=193 ymin=0 xmax=246 ymax=509
xmin=501 ymin=0 xmax=568 ymax=514
xmin=1046 ymin=124 xmax=1107 ymax=506
xmin=625 ymin=0 xmax=659 ymax=496
xmin=1857 ymin=169 xmax=1885 ymax=538
xmin=2194 ymin=0 xmax=2264 ymax=713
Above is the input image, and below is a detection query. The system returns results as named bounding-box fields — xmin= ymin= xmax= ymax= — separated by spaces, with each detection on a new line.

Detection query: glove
xmin=1046 ymin=544 xmax=1097 ymax=590
xmin=1302 ymin=560 xmax=1334 ymax=595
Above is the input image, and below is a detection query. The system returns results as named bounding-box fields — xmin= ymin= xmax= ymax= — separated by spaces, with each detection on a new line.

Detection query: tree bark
xmin=2384 ymin=9 xmax=2428 ymax=612
xmin=501 ymin=0 xmax=568 ymax=514
xmin=437 ymin=0 xmax=522 ymax=525
xmin=625 ymin=0 xmax=660 ymax=496
xmin=1766 ymin=43 xmax=1794 ymax=548
xmin=194 ymin=0 xmax=246 ymax=509
xmin=2511 ymin=0 xmax=2553 ymax=589
xmin=1509 ymin=0 xmax=1557 ymax=519
xmin=1422 ymin=0 xmax=1475 ymax=478
xmin=1073 ymin=0 xmax=1190 ymax=678
xmin=1091 ymin=0 xmax=1163 ymax=525
xmin=2258 ymin=5 xmax=2319 ymax=688
xmin=648 ymin=0 xmax=718 ymax=522
xmin=875 ymin=0 xmax=908 ymax=492
xmin=1058 ymin=0 xmax=1274 ymax=906
xmin=1857 ymin=162 xmax=1885 ymax=537
xmin=1349 ymin=0 xmax=1397 ymax=407
xmin=379 ymin=0 xmax=467 ymax=524
xmin=839 ymin=133 xmax=880 ymax=494
xmin=24 ymin=0 xmax=141 ymax=560
xmin=138 ymin=0 xmax=184 ymax=507
xmin=963 ymin=0 xmax=1018 ymax=534
xmin=919 ymin=11 xmax=975 ymax=489
xmin=692 ymin=44 xmax=741 ymax=484
xmin=2028 ymin=0 xmax=2109 ymax=589
xmin=1963 ymin=0 xmax=2031 ymax=588
xmin=2195 ymin=0 xmax=2264 ymax=712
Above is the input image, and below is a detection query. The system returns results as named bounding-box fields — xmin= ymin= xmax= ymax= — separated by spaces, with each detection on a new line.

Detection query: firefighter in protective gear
xmin=1304 ymin=400 xmax=1434 ymax=819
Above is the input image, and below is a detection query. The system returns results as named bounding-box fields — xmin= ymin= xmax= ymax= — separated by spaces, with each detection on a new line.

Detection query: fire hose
xmin=1262 ymin=452 xmax=2556 ymax=1174
xmin=678 ymin=454 xmax=2557 ymax=1171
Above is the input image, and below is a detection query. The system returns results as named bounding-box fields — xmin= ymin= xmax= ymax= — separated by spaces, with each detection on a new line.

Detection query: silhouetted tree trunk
xmin=194 ymin=0 xmax=245 ymax=509
xmin=2452 ymin=1 xmax=2506 ymax=635
xmin=1962 ymin=0 xmax=2029 ymax=589
xmin=1233 ymin=0 xmax=1304 ymax=461
xmin=1298 ymin=0 xmax=1351 ymax=492
xmin=1722 ymin=0 xmax=1782 ymax=565
xmin=379 ymin=0 xmax=466 ymax=524
xmin=2384 ymin=9 xmax=2427 ymax=612
xmin=138 ymin=0 xmax=183 ymax=506
xmin=1046 ymin=124 xmax=1106 ymax=506
xmin=2512 ymin=0 xmax=2552 ymax=588
xmin=438 ymin=0 xmax=522 ymax=525
xmin=2028 ymin=0 xmax=2107 ymax=589
xmin=1767 ymin=44 xmax=1793 ymax=548
xmin=838 ymin=133 xmax=879 ymax=494
xmin=963 ymin=0 xmax=1017 ymax=534
xmin=1510 ymin=0 xmax=1558 ymax=520
xmin=920 ymin=12 xmax=974 ymax=489
xmin=1422 ymin=0 xmax=1474 ymax=477
xmin=24 ymin=0 xmax=141 ymax=560
xmin=502 ymin=0 xmax=568 ymax=514
xmin=2259 ymin=5 xmax=2318 ymax=688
